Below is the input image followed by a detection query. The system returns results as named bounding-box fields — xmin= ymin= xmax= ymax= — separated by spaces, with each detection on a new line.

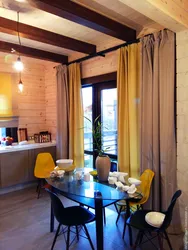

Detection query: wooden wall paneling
xmin=0 ymin=52 xmax=47 ymax=137
xmin=81 ymin=50 xmax=118 ymax=78
xmin=44 ymin=63 xmax=57 ymax=140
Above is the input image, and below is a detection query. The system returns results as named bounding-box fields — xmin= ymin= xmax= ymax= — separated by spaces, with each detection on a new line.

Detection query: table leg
xmin=94 ymin=198 xmax=103 ymax=250
xmin=124 ymin=200 xmax=132 ymax=246
xmin=50 ymin=186 xmax=55 ymax=232
xmin=50 ymin=201 xmax=54 ymax=232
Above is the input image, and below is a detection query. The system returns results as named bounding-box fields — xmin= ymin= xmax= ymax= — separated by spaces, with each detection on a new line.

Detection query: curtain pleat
xmin=56 ymin=65 xmax=69 ymax=159
xmin=117 ymin=43 xmax=140 ymax=177
xmin=140 ymin=30 xmax=181 ymax=233
xmin=68 ymin=63 xmax=84 ymax=168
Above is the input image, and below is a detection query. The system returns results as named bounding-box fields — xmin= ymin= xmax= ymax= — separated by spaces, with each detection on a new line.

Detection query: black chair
xmin=126 ymin=190 xmax=182 ymax=249
xmin=46 ymin=189 xmax=96 ymax=250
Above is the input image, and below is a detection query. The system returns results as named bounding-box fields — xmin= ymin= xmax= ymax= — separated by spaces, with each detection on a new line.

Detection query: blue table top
xmin=46 ymin=169 xmax=142 ymax=201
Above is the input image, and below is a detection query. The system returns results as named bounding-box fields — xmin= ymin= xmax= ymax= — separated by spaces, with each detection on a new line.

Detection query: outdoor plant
xmin=84 ymin=115 xmax=110 ymax=157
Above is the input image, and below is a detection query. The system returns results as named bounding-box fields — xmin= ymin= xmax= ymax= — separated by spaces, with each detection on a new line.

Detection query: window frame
xmin=82 ymin=78 xmax=117 ymax=168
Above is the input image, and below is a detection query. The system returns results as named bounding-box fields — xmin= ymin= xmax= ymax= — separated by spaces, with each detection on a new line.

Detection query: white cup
xmin=84 ymin=173 xmax=90 ymax=182
xmin=108 ymin=177 xmax=117 ymax=185
xmin=75 ymin=171 xmax=82 ymax=180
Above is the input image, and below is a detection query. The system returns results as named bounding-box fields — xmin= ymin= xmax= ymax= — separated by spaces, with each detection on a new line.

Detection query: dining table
xmin=46 ymin=168 xmax=142 ymax=250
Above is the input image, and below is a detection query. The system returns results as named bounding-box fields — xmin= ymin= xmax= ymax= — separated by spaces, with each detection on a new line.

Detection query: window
xmin=82 ymin=81 xmax=117 ymax=168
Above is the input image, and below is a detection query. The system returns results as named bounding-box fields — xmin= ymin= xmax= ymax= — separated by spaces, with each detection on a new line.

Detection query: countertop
xmin=0 ymin=142 xmax=56 ymax=154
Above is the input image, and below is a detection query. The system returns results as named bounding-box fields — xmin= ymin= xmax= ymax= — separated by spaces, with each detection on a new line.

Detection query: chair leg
xmin=66 ymin=226 xmax=70 ymax=250
xmin=164 ymin=231 xmax=173 ymax=250
xmin=83 ymin=224 xmax=95 ymax=250
xmin=122 ymin=220 xmax=126 ymax=239
xmin=133 ymin=231 xmax=142 ymax=249
xmin=37 ymin=179 xmax=41 ymax=199
xmin=157 ymin=233 xmax=163 ymax=250
xmin=76 ymin=226 xmax=79 ymax=241
xmin=114 ymin=203 xmax=118 ymax=213
xmin=51 ymin=223 xmax=61 ymax=250
xmin=116 ymin=206 xmax=123 ymax=224
xmin=103 ymin=208 xmax=106 ymax=225
xmin=139 ymin=231 xmax=144 ymax=245
xmin=125 ymin=224 xmax=132 ymax=246
xmin=36 ymin=181 xmax=39 ymax=192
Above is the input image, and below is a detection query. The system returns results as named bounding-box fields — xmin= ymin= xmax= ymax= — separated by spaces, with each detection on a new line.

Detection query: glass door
xmin=82 ymin=81 xmax=117 ymax=168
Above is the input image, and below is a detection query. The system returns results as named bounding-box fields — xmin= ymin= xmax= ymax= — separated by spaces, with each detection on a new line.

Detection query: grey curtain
xmin=140 ymin=30 xmax=181 ymax=232
xmin=56 ymin=65 xmax=69 ymax=159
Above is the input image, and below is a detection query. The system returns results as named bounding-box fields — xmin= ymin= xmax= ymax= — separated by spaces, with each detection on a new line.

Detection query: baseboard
xmin=0 ymin=181 xmax=37 ymax=195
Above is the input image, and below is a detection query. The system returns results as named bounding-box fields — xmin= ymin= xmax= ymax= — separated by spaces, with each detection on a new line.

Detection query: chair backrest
xmin=45 ymin=189 xmax=65 ymax=223
xmin=139 ymin=169 xmax=155 ymax=205
xmin=161 ymin=190 xmax=182 ymax=230
xmin=34 ymin=153 xmax=55 ymax=178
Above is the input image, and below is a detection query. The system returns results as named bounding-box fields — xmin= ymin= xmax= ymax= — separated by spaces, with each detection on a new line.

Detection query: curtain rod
xmin=67 ymin=38 xmax=140 ymax=66
xmin=54 ymin=28 xmax=169 ymax=68
xmin=53 ymin=38 xmax=139 ymax=68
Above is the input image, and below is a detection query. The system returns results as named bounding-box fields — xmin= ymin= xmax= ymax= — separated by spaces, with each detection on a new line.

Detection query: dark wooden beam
xmin=28 ymin=0 xmax=136 ymax=41
xmin=0 ymin=17 xmax=96 ymax=54
xmin=0 ymin=40 xmax=68 ymax=63
xmin=82 ymin=72 xmax=117 ymax=85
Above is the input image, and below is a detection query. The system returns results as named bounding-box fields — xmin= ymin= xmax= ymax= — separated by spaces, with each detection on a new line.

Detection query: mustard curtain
xmin=0 ymin=73 xmax=12 ymax=117
xmin=117 ymin=43 xmax=140 ymax=177
xmin=68 ymin=63 xmax=84 ymax=168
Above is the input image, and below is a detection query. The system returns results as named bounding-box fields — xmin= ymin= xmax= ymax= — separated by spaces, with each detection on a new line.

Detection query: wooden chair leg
xmin=83 ymin=224 xmax=95 ymax=250
xmin=51 ymin=223 xmax=61 ymax=250
xmin=164 ymin=231 xmax=173 ymax=250
xmin=66 ymin=226 xmax=70 ymax=250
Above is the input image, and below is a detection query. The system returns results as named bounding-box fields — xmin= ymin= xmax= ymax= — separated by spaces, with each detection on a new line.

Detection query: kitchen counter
xmin=0 ymin=143 xmax=56 ymax=190
xmin=0 ymin=142 xmax=56 ymax=154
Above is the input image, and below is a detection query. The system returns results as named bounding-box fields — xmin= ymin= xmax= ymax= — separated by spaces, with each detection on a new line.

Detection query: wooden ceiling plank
xmin=0 ymin=40 xmax=68 ymax=63
xmin=0 ymin=17 xmax=96 ymax=54
xmin=119 ymin=0 xmax=188 ymax=32
xmin=28 ymin=0 xmax=136 ymax=41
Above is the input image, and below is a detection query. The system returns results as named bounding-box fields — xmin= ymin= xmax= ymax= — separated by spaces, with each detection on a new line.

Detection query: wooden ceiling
xmin=0 ymin=0 xmax=164 ymax=63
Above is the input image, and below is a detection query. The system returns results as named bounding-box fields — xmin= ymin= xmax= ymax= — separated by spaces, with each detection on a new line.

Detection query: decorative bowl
xmin=56 ymin=159 xmax=73 ymax=169
xmin=128 ymin=177 xmax=141 ymax=186
xmin=145 ymin=212 xmax=165 ymax=228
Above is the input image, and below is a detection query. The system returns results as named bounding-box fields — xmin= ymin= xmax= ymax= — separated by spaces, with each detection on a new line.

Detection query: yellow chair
xmin=34 ymin=153 xmax=55 ymax=199
xmin=116 ymin=169 xmax=155 ymax=230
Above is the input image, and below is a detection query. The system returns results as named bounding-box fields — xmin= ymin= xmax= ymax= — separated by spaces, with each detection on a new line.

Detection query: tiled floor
xmin=0 ymin=187 xmax=184 ymax=250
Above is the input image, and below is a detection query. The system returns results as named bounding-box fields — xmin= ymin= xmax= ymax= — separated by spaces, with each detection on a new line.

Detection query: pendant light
xmin=14 ymin=12 xmax=24 ymax=72
xmin=18 ymin=73 xmax=24 ymax=93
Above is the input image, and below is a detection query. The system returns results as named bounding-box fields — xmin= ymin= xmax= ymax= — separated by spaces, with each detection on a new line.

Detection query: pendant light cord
xmin=17 ymin=12 xmax=22 ymax=56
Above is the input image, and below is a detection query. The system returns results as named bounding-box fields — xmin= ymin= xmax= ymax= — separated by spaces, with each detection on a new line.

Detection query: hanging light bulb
xmin=14 ymin=56 xmax=24 ymax=71
xmin=18 ymin=73 xmax=24 ymax=92
xmin=13 ymin=12 xmax=24 ymax=72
